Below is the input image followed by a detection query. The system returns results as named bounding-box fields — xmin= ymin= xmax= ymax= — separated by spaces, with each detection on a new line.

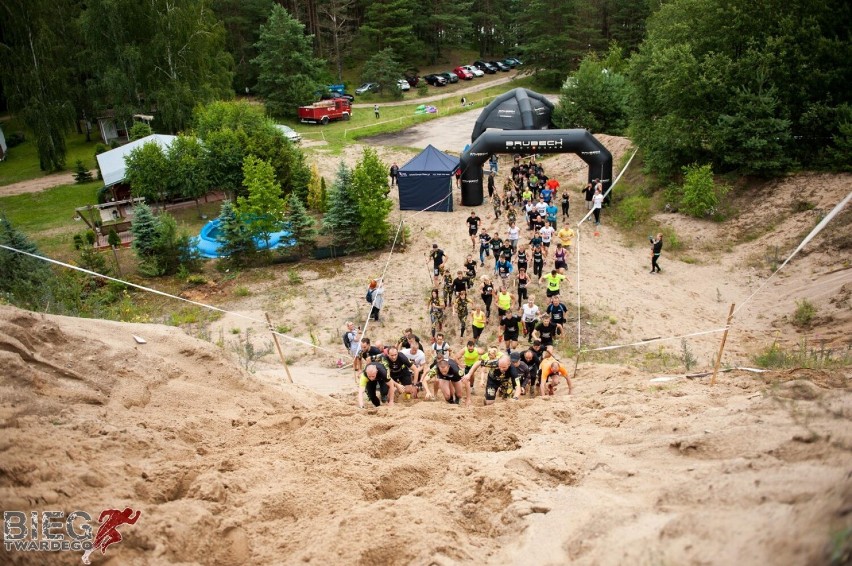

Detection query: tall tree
xmin=0 ymin=214 xmax=56 ymax=310
xmin=237 ymin=156 xmax=286 ymax=249
xmin=318 ymin=0 xmax=356 ymax=82
xmin=217 ymin=200 xmax=257 ymax=265
xmin=0 ymin=0 xmax=78 ymax=171
xmin=516 ymin=0 xmax=587 ymax=87
xmin=357 ymin=0 xmax=423 ymax=65
xmin=471 ymin=0 xmax=517 ymax=58
xmin=168 ymin=135 xmax=210 ymax=215
xmin=351 ymin=148 xmax=393 ymax=250
xmin=323 ymin=162 xmax=360 ymax=249
xmin=81 ymin=0 xmax=234 ymax=133
xmin=284 ymin=195 xmax=317 ymax=256
xmin=628 ymin=0 xmax=851 ymax=177
xmin=211 ymin=0 xmax=273 ymax=93
xmin=553 ymin=49 xmax=629 ymax=135
xmin=360 ymin=48 xmax=405 ymax=99
xmin=252 ymin=5 xmax=327 ymax=118
xmin=413 ymin=0 xmax=474 ymax=63
xmin=125 ymin=142 xmax=171 ymax=209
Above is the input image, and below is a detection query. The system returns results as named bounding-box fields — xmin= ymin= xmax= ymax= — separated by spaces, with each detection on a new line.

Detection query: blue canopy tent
xmin=397 ymin=144 xmax=459 ymax=212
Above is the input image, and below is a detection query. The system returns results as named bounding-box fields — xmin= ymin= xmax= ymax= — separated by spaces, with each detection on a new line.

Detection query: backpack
xmin=366 ymin=288 xmax=374 ymax=303
xmin=343 ymin=331 xmax=352 ymax=349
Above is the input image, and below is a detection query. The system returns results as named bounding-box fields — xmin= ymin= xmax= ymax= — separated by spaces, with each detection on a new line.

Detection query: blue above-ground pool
xmin=194 ymin=218 xmax=295 ymax=259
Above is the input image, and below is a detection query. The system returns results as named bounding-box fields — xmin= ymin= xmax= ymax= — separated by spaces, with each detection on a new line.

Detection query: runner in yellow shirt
xmin=540 ymin=269 xmax=566 ymax=298
xmin=557 ymin=226 xmax=574 ymax=253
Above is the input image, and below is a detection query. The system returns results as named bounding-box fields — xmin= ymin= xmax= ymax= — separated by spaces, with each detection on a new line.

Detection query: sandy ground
xmin=1 ymin=111 xmax=851 ymax=565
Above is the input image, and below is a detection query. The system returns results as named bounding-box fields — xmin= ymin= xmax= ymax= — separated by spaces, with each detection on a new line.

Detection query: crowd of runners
xmin=347 ymin=156 xmax=599 ymax=409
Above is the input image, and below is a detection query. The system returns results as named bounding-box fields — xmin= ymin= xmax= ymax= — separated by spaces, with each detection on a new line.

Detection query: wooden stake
xmin=266 ymin=313 xmax=293 ymax=384
xmin=710 ymin=303 xmax=736 ymax=386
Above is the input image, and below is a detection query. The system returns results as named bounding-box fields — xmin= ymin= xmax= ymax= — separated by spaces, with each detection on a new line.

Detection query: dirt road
xmin=351 ymin=71 xmax=521 ymax=108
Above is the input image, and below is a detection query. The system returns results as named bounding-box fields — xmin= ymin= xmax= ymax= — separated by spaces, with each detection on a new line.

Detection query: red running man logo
xmin=81 ymin=508 xmax=141 ymax=564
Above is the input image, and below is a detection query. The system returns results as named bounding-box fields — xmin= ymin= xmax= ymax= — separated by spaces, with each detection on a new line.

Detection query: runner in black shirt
xmin=546 ymin=296 xmax=568 ymax=333
xmin=464 ymin=256 xmax=477 ymax=281
xmin=480 ymin=277 xmax=496 ymax=320
xmin=533 ymin=316 xmax=559 ymax=347
xmin=466 ymin=211 xmax=481 ymax=251
xmin=434 ymin=358 xmax=470 ymax=405
xmin=561 ymin=192 xmax=570 ymax=220
xmin=382 ymin=347 xmax=417 ymax=398
xmin=532 ymin=245 xmax=545 ymax=278
xmin=489 ymin=236 xmax=503 ymax=268
xmin=516 ymin=246 xmax=528 ymax=272
xmin=429 ymin=243 xmax=446 ymax=287
xmin=478 ymin=230 xmax=492 ymax=267
xmin=358 ymin=362 xmax=392 ymax=408
xmin=500 ymin=311 xmax=522 ymax=351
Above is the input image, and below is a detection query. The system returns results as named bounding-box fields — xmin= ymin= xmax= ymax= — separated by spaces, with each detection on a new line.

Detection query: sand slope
xmin=0 ymin=305 xmax=850 ymax=565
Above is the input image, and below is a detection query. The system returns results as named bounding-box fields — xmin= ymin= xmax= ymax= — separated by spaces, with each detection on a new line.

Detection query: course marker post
xmin=710 ymin=304 xmax=735 ymax=386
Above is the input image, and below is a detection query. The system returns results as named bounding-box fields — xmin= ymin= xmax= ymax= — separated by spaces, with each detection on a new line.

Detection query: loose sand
xmin=1 ymin=121 xmax=850 ymax=565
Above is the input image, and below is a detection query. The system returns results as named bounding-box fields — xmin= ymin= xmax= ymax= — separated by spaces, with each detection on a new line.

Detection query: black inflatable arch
xmin=459 ymin=89 xmax=612 ymax=207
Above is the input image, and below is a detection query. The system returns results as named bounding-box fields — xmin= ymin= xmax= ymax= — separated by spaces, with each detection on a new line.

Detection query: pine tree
xmin=322 ymin=162 xmax=360 ymax=249
xmin=352 ymin=148 xmax=393 ymax=250
xmin=252 ymin=5 xmax=326 ymax=118
xmin=130 ymin=203 xmax=159 ymax=258
xmin=306 ymin=162 xmax=326 ymax=213
xmin=217 ymin=200 xmax=256 ymax=265
xmin=284 ymin=195 xmax=317 ymax=256
xmin=0 ymin=214 xmax=55 ymax=309
xmin=73 ymin=160 xmax=94 ymax=184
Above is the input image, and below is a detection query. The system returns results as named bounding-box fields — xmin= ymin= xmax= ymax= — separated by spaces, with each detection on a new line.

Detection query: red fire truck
xmin=298 ymin=98 xmax=352 ymax=125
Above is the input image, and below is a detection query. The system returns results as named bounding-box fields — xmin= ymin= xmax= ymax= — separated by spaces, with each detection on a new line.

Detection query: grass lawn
xmin=0 ymin=180 xmax=101 ymax=257
xmin=0 ymin=123 xmax=103 ymax=187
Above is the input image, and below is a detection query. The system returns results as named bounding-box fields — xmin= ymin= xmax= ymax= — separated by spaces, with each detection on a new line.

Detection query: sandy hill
xmin=0 ymin=305 xmax=849 ymax=565
xmin=1 ymin=133 xmax=851 ymax=565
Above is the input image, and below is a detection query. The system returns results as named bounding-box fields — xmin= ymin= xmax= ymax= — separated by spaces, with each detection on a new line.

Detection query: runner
xmin=478 ymin=228 xmax=492 ymax=267
xmin=546 ymin=295 xmax=569 ymax=334
xmin=427 ymin=288 xmax=445 ymax=338
xmin=546 ymin=200 xmax=559 ymax=230
xmin=429 ymin=243 xmax=446 ymax=287
xmin=500 ymin=308 xmax=522 ymax=352
xmin=553 ymin=243 xmax=568 ymax=274
xmin=557 ymin=225 xmax=575 ymax=256
xmin=540 ymin=222 xmax=555 ymax=257
xmin=452 ymin=270 xmax=469 ymax=302
xmin=507 ymin=222 xmax=520 ymax=254
xmin=516 ymin=245 xmax=528 ymax=274
xmin=521 ymin=296 xmax=540 ymax=342
xmin=540 ymin=360 xmax=573 ymax=396
xmin=561 ymin=190 xmax=570 ymax=220
xmin=533 ymin=315 xmax=559 ymax=348
xmin=593 ymin=186 xmax=604 ymax=225
xmin=495 ymin=255 xmax=513 ymax=286
xmin=458 ymin=340 xmax=483 ymax=392
xmin=532 ymin=244 xmax=545 ymax=279
xmin=442 ymin=268 xmax=454 ymax=307
xmin=489 ymin=234 xmax=503 ymax=269
xmin=520 ymin=349 xmax=540 ymax=396
xmin=382 ymin=347 xmax=418 ymax=399
xmin=480 ymin=275 xmax=496 ymax=320
xmin=432 ymin=333 xmax=452 ymax=360
xmin=510 ymin=352 xmax=533 ymax=396
xmin=481 ymin=355 xmax=521 ymax=405
xmin=357 ymin=362 xmax=393 ymax=409
xmin=397 ymin=328 xmax=421 ymax=350
xmin=434 ymin=358 xmax=471 ymax=405
xmin=456 ymin=289 xmax=470 ymax=337
xmin=471 ymin=306 xmax=486 ymax=342
xmin=650 ymin=232 xmax=663 ymax=273
xmin=516 ymin=267 xmax=530 ymax=302
xmin=496 ymin=287 xmax=513 ymax=318
xmin=464 ymin=254 xmax=477 ymax=281
xmin=492 ymin=190 xmax=502 ymax=220
xmin=540 ymin=269 xmax=566 ymax=298
xmin=466 ymin=211 xmax=481 ymax=251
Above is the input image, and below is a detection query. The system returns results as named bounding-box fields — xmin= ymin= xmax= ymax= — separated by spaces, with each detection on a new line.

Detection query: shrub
xmin=73 ymin=160 xmax=94 ymax=184
xmin=792 ymin=299 xmax=817 ymax=328
xmin=680 ymin=163 xmax=729 ymax=218
xmin=612 ymin=195 xmax=651 ymax=228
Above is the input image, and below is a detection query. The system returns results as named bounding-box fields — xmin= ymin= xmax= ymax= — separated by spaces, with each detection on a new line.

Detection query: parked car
xmin=504 ymin=57 xmax=523 ymax=67
xmin=438 ymin=72 xmax=459 ymax=84
xmin=501 ymin=58 xmax=517 ymax=68
xmin=463 ymin=64 xmax=485 ymax=78
xmin=453 ymin=66 xmax=474 ymax=80
xmin=473 ymin=60 xmax=497 ymax=74
xmin=321 ymin=91 xmax=355 ymax=102
xmin=355 ymin=82 xmax=380 ymax=94
xmin=397 ymin=79 xmax=411 ymax=91
xmin=405 ymin=74 xmax=421 ymax=87
xmin=424 ymin=74 xmax=448 ymax=86
xmin=274 ymin=124 xmax=302 ymax=144
xmin=490 ymin=60 xmax=511 ymax=72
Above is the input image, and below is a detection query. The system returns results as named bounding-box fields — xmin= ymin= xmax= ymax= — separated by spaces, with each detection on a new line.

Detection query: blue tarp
xmin=397 ymin=144 xmax=459 ymax=212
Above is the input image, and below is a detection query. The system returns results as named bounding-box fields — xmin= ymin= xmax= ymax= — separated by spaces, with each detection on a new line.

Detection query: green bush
xmin=792 ymin=299 xmax=817 ymax=328
xmin=612 ymin=195 xmax=651 ymax=228
xmin=680 ymin=163 xmax=729 ymax=218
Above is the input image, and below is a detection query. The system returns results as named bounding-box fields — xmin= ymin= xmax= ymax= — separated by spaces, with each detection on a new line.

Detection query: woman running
xmin=517 ymin=267 xmax=530 ymax=302
xmin=554 ymin=243 xmax=568 ymax=274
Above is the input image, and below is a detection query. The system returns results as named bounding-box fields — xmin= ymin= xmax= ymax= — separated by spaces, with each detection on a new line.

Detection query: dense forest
xmin=1 ymin=0 xmax=849 ymax=178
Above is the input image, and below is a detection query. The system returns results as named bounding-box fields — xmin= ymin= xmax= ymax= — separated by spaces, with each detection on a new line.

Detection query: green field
xmin=0 ymin=117 xmax=102 ymax=187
